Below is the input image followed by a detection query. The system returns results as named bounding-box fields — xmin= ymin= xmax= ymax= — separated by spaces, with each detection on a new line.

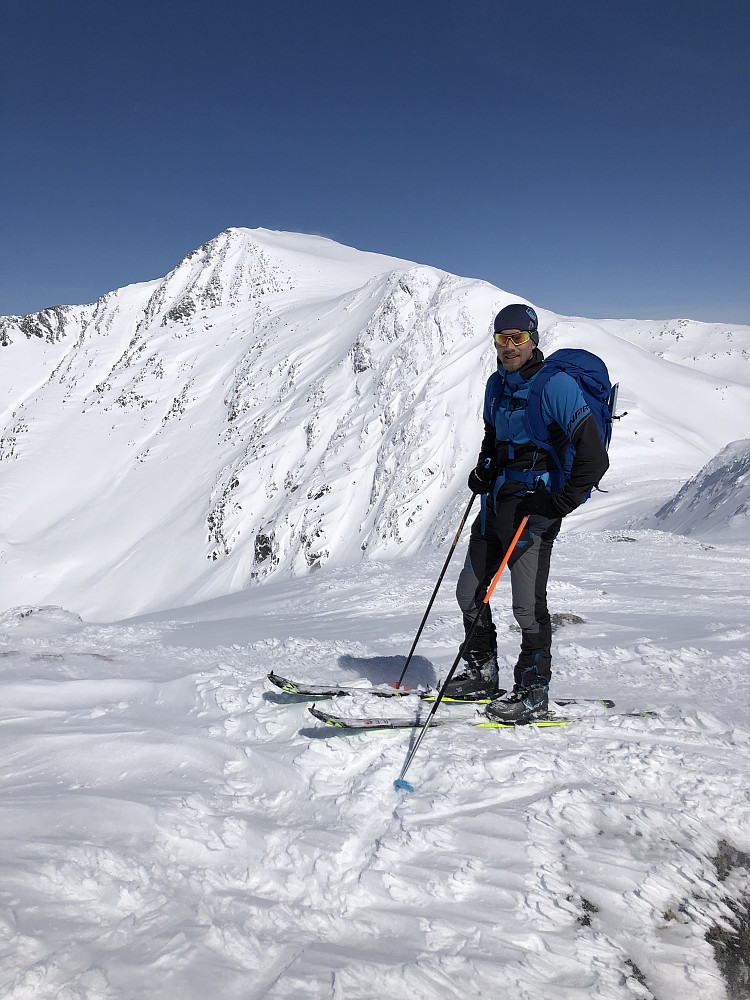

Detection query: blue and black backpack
xmin=525 ymin=348 xmax=620 ymax=499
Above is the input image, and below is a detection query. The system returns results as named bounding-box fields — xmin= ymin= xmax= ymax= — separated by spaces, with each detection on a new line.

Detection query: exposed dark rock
xmin=510 ymin=612 xmax=585 ymax=632
xmin=707 ymin=841 xmax=750 ymax=999
xmin=623 ymin=959 xmax=657 ymax=999
xmin=254 ymin=531 xmax=274 ymax=565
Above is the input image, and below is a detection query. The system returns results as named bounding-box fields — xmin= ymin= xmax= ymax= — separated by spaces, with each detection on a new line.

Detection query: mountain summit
xmin=2 ymin=228 xmax=749 ymax=618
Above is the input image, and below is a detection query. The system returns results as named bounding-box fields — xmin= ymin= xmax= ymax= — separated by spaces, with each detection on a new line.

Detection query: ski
xmin=268 ymin=672 xmax=614 ymax=708
xmin=268 ymin=671 xmax=501 ymax=702
xmin=307 ymin=704 xmax=657 ymax=732
xmin=309 ymin=705 xmax=448 ymax=729
xmin=269 ymin=671 xmax=418 ymax=699
xmin=308 ymin=704 xmax=570 ymax=730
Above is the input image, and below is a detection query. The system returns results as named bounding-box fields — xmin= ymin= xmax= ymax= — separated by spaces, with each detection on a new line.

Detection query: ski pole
xmin=393 ymin=492 xmax=478 ymax=690
xmin=394 ymin=515 xmax=530 ymax=793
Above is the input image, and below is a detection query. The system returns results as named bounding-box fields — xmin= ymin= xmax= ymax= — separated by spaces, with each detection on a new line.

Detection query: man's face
xmin=496 ymin=330 xmax=536 ymax=372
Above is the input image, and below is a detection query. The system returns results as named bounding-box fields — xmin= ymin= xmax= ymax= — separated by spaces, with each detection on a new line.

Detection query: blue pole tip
xmin=394 ymin=779 xmax=414 ymax=793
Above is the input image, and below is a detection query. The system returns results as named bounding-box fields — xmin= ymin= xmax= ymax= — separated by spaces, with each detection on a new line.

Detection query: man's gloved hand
xmin=517 ymin=481 xmax=563 ymax=519
xmin=468 ymin=457 xmax=494 ymax=495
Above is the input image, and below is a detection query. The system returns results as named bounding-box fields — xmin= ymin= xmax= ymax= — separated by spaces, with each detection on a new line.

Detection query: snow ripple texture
xmin=1 ymin=529 xmax=749 ymax=999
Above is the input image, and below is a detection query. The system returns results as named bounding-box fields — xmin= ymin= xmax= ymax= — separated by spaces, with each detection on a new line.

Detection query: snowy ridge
xmin=649 ymin=439 xmax=750 ymax=540
xmin=553 ymin=314 xmax=750 ymax=383
xmin=2 ymin=227 xmax=750 ymax=620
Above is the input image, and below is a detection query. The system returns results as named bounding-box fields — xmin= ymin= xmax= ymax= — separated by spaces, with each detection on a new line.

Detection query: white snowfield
xmin=1 ymin=229 xmax=750 ymax=999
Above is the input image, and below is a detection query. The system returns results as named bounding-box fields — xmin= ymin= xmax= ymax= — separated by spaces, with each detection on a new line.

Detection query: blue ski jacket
xmin=478 ymin=348 xmax=609 ymax=517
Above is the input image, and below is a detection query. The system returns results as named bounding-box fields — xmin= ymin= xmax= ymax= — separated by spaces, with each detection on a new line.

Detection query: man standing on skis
xmin=446 ymin=303 xmax=610 ymax=724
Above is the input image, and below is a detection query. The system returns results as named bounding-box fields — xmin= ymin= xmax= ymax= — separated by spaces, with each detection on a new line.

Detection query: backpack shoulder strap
xmin=524 ymin=363 xmax=557 ymax=452
xmin=484 ymin=367 xmax=507 ymax=423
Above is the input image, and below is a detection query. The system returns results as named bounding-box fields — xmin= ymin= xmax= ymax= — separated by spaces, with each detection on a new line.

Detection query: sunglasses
xmin=493 ymin=330 xmax=533 ymax=347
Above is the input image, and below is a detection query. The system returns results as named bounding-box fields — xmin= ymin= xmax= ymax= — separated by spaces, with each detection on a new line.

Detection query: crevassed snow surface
xmin=2 ymin=228 xmax=750 ymax=999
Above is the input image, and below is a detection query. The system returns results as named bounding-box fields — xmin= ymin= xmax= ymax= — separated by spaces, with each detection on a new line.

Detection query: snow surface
xmin=2 ymin=228 xmax=750 ymax=998
xmin=1 ymin=536 xmax=749 ymax=999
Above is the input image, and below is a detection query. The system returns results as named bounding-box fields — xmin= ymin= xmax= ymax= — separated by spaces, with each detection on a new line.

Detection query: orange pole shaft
xmin=483 ymin=515 xmax=529 ymax=604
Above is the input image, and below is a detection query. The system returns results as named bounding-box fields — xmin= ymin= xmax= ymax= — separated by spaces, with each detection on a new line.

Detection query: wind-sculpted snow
xmin=1 ymin=531 xmax=749 ymax=998
xmin=1 ymin=227 xmax=749 ymax=618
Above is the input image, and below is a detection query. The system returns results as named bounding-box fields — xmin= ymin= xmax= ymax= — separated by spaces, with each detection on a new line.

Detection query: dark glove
xmin=468 ymin=457 xmax=494 ymax=495
xmin=517 ymin=481 xmax=564 ymax=519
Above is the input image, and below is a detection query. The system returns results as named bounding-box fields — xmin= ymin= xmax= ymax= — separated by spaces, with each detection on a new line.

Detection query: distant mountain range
xmin=2 ymin=228 xmax=749 ymax=618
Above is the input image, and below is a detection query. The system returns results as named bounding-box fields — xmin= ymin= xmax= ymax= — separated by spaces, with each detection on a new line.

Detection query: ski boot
xmin=443 ymin=650 xmax=501 ymax=700
xmin=484 ymin=684 xmax=549 ymax=724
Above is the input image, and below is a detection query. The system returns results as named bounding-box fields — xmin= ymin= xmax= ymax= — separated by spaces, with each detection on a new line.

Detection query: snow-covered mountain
xmin=2 ymin=227 xmax=749 ymax=619
xmin=2 ymin=230 xmax=750 ymax=999
xmin=647 ymin=439 xmax=750 ymax=540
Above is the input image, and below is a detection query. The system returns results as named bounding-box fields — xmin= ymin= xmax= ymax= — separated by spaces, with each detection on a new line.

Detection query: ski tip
xmin=394 ymin=779 xmax=414 ymax=793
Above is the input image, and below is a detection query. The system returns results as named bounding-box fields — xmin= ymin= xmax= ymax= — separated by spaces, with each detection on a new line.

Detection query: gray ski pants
xmin=455 ymin=497 xmax=561 ymax=688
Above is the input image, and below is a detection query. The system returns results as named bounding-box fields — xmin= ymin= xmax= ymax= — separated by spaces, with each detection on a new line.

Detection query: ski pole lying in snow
xmin=393 ymin=492 xmax=478 ymax=690
xmin=394 ymin=515 xmax=530 ymax=793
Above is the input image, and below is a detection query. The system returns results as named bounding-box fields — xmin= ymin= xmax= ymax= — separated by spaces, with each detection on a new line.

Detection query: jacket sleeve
xmin=477 ymin=418 xmax=496 ymax=467
xmin=476 ymin=375 xmax=498 ymax=470
xmin=549 ymin=412 xmax=610 ymax=516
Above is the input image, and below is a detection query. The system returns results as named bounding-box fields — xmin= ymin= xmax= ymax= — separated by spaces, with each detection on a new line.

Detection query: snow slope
xmin=2 ymin=227 xmax=749 ymax=619
xmin=645 ymin=439 xmax=750 ymax=541
xmin=2 ymin=229 xmax=750 ymax=999
xmin=1 ymin=529 xmax=749 ymax=1000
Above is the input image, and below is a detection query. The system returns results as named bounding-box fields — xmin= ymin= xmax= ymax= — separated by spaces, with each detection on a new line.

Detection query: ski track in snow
xmin=1 ymin=531 xmax=749 ymax=999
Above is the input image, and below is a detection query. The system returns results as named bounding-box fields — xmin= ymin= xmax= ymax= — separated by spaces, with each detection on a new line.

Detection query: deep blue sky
xmin=2 ymin=0 xmax=748 ymax=323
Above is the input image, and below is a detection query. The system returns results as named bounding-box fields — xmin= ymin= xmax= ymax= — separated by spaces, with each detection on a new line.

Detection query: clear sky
xmin=2 ymin=0 xmax=748 ymax=324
